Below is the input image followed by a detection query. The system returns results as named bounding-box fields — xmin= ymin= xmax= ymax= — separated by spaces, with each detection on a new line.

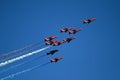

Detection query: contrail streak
xmin=0 ymin=46 xmax=51 ymax=67
xmin=0 ymin=62 xmax=50 ymax=80
xmin=0 ymin=54 xmax=46 ymax=74
xmin=0 ymin=41 xmax=42 ymax=59
xmin=0 ymin=44 xmax=45 ymax=63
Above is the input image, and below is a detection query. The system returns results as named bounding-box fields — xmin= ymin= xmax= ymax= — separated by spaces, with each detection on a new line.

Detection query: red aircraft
xmin=47 ymin=50 xmax=59 ymax=55
xmin=83 ymin=18 xmax=96 ymax=24
xmin=50 ymin=40 xmax=58 ymax=43
xmin=45 ymin=40 xmax=58 ymax=46
xmin=69 ymin=28 xmax=82 ymax=34
xmin=52 ymin=39 xmax=67 ymax=46
xmin=64 ymin=37 xmax=76 ymax=43
xmin=60 ymin=27 xmax=72 ymax=32
xmin=51 ymin=57 xmax=62 ymax=63
xmin=45 ymin=41 xmax=51 ymax=45
xmin=53 ymin=41 xmax=63 ymax=46
xmin=44 ymin=36 xmax=57 ymax=41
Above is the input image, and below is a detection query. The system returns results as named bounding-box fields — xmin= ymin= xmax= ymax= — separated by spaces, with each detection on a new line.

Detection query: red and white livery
xmin=83 ymin=18 xmax=96 ymax=24
xmin=44 ymin=36 xmax=57 ymax=41
xmin=60 ymin=27 xmax=72 ymax=32
xmin=69 ymin=28 xmax=82 ymax=34
xmin=65 ymin=37 xmax=76 ymax=43
xmin=51 ymin=57 xmax=62 ymax=62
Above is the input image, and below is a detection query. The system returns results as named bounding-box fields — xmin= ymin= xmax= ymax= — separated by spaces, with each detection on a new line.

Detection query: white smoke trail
xmin=0 ymin=62 xmax=50 ymax=80
xmin=0 ymin=41 xmax=42 ymax=59
xmin=0 ymin=44 xmax=45 ymax=63
xmin=0 ymin=46 xmax=50 ymax=67
xmin=0 ymin=54 xmax=46 ymax=73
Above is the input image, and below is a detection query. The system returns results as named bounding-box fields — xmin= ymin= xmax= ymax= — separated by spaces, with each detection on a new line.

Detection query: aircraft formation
xmin=0 ymin=17 xmax=96 ymax=64
xmin=0 ymin=17 xmax=96 ymax=80
xmin=44 ymin=17 xmax=96 ymax=63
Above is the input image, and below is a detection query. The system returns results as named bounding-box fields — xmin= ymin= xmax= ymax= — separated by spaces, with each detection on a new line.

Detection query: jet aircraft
xmin=44 ymin=36 xmax=57 ymax=41
xmin=64 ymin=37 xmax=76 ymax=43
xmin=83 ymin=18 xmax=96 ymax=24
xmin=47 ymin=50 xmax=59 ymax=55
xmin=69 ymin=28 xmax=82 ymax=34
xmin=60 ymin=27 xmax=72 ymax=32
xmin=51 ymin=57 xmax=62 ymax=62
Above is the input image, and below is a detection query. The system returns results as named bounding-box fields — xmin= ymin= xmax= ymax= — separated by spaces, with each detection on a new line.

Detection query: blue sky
xmin=0 ymin=0 xmax=120 ymax=80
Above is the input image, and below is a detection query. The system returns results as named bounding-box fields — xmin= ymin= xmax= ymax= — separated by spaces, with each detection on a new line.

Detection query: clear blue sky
xmin=0 ymin=0 xmax=120 ymax=80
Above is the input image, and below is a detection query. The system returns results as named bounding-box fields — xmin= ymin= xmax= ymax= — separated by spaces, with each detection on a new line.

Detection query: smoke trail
xmin=0 ymin=41 xmax=42 ymax=59
xmin=0 ymin=44 xmax=45 ymax=63
xmin=0 ymin=54 xmax=46 ymax=74
xmin=0 ymin=62 xmax=50 ymax=80
xmin=0 ymin=46 xmax=51 ymax=67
